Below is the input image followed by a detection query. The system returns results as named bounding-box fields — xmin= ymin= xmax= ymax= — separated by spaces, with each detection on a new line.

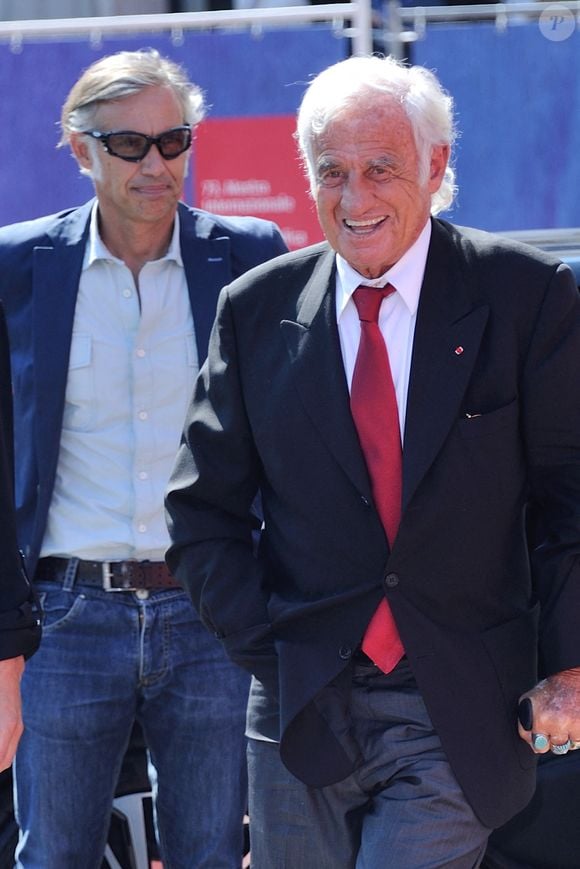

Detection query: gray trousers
xmin=248 ymin=658 xmax=490 ymax=868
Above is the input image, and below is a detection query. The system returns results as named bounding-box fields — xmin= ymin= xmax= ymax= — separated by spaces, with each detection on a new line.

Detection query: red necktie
xmin=350 ymin=284 xmax=404 ymax=673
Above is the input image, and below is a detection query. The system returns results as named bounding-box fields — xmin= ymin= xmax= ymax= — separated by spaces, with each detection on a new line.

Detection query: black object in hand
xmin=518 ymin=697 xmax=533 ymax=731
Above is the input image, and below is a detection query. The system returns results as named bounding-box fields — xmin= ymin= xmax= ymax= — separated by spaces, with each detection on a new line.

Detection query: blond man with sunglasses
xmin=0 ymin=48 xmax=286 ymax=868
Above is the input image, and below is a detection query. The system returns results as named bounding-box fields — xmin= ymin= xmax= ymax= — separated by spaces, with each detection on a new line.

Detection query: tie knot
xmin=353 ymin=284 xmax=395 ymax=323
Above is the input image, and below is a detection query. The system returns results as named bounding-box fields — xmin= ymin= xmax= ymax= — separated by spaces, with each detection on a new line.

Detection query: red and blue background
xmin=0 ymin=21 xmax=579 ymax=247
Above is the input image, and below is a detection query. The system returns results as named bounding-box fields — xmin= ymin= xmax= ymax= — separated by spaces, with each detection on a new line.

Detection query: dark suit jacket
xmin=166 ymin=218 xmax=580 ymax=830
xmin=0 ymin=304 xmax=40 ymax=661
xmin=0 ymin=199 xmax=286 ymax=577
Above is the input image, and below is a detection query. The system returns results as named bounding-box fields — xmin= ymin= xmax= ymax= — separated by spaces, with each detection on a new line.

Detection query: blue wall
xmin=415 ymin=22 xmax=580 ymax=230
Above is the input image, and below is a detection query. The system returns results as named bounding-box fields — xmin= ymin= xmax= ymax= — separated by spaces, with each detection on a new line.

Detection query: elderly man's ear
xmin=428 ymin=144 xmax=450 ymax=193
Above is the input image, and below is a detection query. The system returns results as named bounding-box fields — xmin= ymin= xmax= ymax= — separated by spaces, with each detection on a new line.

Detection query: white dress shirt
xmin=41 ymin=205 xmax=198 ymax=562
xmin=335 ymin=220 xmax=432 ymax=442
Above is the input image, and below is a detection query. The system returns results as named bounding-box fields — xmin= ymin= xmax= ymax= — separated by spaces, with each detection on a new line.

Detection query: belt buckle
xmin=102 ymin=561 xmax=118 ymax=591
xmin=102 ymin=561 xmax=138 ymax=592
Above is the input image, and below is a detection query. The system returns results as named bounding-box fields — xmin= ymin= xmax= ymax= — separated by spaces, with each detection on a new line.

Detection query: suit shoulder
xmin=225 ymin=242 xmax=330 ymax=298
xmin=179 ymin=204 xmax=289 ymax=272
xmin=433 ymin=220 xmax=578 ymax=322
xmin=0 ymin=204 xmax=88 ymax=250
xmin=438 ymin=218 xmax=566 ymax=273
xmin=180 ymin=204 xmax=283 ymax=244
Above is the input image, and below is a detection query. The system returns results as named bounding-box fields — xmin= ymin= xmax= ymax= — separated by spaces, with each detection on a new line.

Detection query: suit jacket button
xmin=339 ymin=645 xmax=352 ymax=660
xmin=384 ymin=572 xmax=399 ymax=588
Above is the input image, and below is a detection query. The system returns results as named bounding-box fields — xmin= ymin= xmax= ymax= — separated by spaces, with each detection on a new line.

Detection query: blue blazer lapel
xmin=179 ymin=204 xmax=234 ymax=365
xmin=33 ymin=202 xmax=92 ymax=492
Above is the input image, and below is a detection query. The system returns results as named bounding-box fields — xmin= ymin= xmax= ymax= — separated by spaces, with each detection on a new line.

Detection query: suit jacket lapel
xmin=179 ymin=203 xmax=233 ymax=365
xmin=33 ymin=202 xmax=92 ymax=487
xmin=280 ymin=246 xmax=372 ymax=501
xmin=402 ymin=220 xmax=490 ymax=511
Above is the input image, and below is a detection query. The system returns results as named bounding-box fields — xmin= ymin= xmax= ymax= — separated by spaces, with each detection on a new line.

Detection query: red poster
xmin=194 ymin=116 xmax=324 ymax=251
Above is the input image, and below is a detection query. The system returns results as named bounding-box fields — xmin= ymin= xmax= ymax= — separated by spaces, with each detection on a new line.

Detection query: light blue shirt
xmin=41 ymin=205 xmax=199 ymax=561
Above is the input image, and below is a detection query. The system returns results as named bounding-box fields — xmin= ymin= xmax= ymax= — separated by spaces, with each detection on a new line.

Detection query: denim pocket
xmin=37 ymin=588 xmax=88 ymax=633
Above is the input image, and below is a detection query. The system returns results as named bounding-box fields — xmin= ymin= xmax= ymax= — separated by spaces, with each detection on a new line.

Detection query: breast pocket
xmin=458 ymin=399 xmax=518 ymax=439
xmin=62 ymin=332 xmax=97 ymax=432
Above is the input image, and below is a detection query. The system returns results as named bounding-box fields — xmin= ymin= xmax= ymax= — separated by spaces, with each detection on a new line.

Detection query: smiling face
xmin=312 ymin=95 xmax=449 ymax=278
xmin=70 ymin=84 xmax=190 ymax=232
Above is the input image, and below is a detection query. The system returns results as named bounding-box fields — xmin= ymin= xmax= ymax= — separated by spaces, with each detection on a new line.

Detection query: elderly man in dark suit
xmin=0 ymin=48 xmax=286 ymax=868
xmin=166 ymin=55 xmax=580 ymax=868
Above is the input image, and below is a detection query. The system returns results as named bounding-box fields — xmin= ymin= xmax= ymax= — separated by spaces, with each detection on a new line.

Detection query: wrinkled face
xmin=312 ymin=96 xmax=448 ymax=278
xmin=70 ymin=85 xmax=190 ymax=227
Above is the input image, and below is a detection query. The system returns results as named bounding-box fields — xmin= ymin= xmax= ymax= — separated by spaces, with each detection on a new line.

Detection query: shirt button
xmin=138 ymin=410 xmax=148 ymax=421
xmin=138 ymin=523 xmax=147 ymax=533
xmin=138 ymin=471 xmax=148 ymax=480
xmin=136 ymin=348 xmax=146 ymax=358
xmin=135 ymin=589 xmax=149 ymax=600
xmin=122 ymin=288 xmax=132 ymax=298
xmin=384 ymin=572 xmax=399 ymax=589
xmin=338 ymin=645 xmax=352 ymax=660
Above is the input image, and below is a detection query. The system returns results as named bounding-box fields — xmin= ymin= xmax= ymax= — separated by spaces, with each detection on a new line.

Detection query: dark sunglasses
xmin=82 ymin=125 xmax=192 ymax=163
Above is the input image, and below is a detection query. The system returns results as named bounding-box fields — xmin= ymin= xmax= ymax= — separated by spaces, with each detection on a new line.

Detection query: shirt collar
xmin=335 ymin=218 xmax=432 ymax=318
xmin=83 ymin=202 xmax=183 ymax=269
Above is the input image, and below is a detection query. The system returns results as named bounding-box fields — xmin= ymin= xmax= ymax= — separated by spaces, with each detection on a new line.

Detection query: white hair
xmin=296 ymin=55 xmax=457 ymax=215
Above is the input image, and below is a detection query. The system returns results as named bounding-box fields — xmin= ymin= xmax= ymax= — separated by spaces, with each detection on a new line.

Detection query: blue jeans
xmin=14 ymin=579 xmax=250 ymax=869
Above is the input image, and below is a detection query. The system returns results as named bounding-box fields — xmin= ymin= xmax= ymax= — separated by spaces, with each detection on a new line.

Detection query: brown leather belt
xmin=35 ymin=557 xmax=181 ymax=592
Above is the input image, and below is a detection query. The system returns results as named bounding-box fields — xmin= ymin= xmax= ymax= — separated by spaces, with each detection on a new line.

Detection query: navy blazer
xmin=167 ymin=218 xmax=580 ymax=829
xmin=0 ymin=199 xmax=286 ymax=576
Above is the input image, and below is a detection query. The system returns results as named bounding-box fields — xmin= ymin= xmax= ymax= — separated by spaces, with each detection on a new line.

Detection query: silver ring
xmin=551 ymin=739 xmax=572 ymax=755
xmin=532 ymin=733 xmax=549 ymax=751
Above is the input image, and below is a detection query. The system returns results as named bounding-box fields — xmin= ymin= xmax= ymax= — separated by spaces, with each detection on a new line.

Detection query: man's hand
xmin=518 ymin=667 xmax=580 ymax=754
xmin=0 ymin=655 xmax=25 ymax=771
